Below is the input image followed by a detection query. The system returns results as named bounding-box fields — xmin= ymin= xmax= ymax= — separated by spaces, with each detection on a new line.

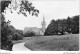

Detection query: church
xmin=23 ymin=15 xmax=46 ymax=35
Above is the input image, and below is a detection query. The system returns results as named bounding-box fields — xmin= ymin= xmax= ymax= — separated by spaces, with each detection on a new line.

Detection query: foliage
xmin=12 ymin=33 xmax=23 ymax=40
xmin=12 ymin=30 xmax=23 ymax=40
xmin=1 ymin=1 xmax=11 ymax=13
xmin=19 ymin=0 xmax=39 ymax=17
xmin=1 ymin=13 xmax=24 ymax=50
xmin=24 ymin=31 xmax=35 ymax=37
xmin=1 ymin=14 xmax=13 ymax=50
xmin=44 ymin=15 xmax=79 ymax=35
xmin=1 ymin=14 xmax=24 ymax=49
xmin=1 ymin=0 xmax=39 ymax=50
xmin=3 ymin=0 xmax=39 ymax=17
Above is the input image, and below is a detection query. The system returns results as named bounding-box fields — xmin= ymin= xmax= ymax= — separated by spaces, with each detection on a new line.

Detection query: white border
xmin=0 ymin=51 xmax=80 ymax=54
xmin=0 ymin=0 xmax=80 ymax=54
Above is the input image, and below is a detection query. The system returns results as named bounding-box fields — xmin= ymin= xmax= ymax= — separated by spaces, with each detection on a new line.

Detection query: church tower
xmin=41 ymin=15 xmax=46 ymax=33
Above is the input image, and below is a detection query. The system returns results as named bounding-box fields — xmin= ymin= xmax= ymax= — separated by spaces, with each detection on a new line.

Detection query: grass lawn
xmin=12 ymin=34 xmax=79 ymax=51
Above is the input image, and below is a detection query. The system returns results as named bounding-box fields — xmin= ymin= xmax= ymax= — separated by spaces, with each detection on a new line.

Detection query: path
xmin=12 ymin=42 xmax=31 ymax=51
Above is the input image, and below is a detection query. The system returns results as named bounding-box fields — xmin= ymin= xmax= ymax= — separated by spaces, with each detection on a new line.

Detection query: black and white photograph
xmin=0 ymin=0 xmax=79 ymax=52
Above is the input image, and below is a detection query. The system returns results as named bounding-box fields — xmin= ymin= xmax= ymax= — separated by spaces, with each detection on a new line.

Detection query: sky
xmin=3 ymin=0 xmax=79 ymax=30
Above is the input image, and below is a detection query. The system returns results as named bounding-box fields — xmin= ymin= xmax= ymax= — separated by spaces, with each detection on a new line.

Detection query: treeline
xmin=44 ymin=15 xmax=79 ymax=35
xmin=1 ymin=14 xmax=24 ymax=50
xmin=1 ymin=1 xmax=24 ymax=50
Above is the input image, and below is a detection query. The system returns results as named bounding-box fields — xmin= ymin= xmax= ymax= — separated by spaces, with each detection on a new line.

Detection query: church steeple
xmin=41 ymin=14 xmax=46 ymax=33
xmin=42 ymin=15 xmax=46 ymax=26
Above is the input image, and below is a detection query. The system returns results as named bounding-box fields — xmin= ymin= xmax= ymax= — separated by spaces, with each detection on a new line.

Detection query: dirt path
xmin=12 ymin=42 xmax=31 ymax=51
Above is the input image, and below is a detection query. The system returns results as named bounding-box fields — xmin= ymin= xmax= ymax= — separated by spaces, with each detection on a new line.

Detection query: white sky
xmin=3 ymin=0 xmax=79 ymax=30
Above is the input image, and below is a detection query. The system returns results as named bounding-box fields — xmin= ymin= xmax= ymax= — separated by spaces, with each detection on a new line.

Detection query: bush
xmin=24 ymin=31 xmax=35 ymax=37
xmin=12 ymin=33 xmax=23 ymax=40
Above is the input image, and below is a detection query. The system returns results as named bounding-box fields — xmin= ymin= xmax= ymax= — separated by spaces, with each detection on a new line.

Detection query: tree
xmin=1 ymin=0 xmax=11 ymax=13
xmin=1 ymin=14 xmax=13 ymax=50
xmin=4 ymin=0 xmax=39 ymax=17
xmin=1 ymin=0 xmax=39 ymax=50
xmin=12 ymin=33 xmax=23 ymax=40
xmin=66 ymin=17 xmax=72 ymax=33
xmin=12 ymin=30 xmax=23 ymax=40
xmin=44 ymin=15 xmax=79 ymax=36
xmin=71 ymin=16 xmax=79 ymax=34
xmin=24 ymin=31 xmax=35 ymax=37
xmin=60 ymin=19 xmax=67 ymax=34
xmin=44 ymin=19 xmax=58 ymax=35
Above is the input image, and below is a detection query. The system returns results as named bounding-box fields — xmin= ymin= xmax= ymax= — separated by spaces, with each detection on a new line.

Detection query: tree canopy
xmin=1 ymin=0 xmax=39 ymax=50
xmin=2 ymin=0 xmax=39 ymax=17
xmin=44 ymin=15 xmax=79 ymax=35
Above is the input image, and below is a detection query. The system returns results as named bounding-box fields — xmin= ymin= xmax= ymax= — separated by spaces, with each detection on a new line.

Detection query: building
xmin=41 ymin=15 xmax=46 ymax=33
xmin=23 ymin=15 xmax=46 ymax=35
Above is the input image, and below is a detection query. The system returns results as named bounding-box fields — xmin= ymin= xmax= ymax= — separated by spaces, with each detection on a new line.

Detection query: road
xmin=12 ymin=42 xmax=31 ymax=51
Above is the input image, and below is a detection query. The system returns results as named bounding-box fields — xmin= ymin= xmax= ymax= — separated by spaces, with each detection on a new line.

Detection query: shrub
xmin=12 ymin=33 xmax=23 ymax=40
xmin=24 ymin=31 xmax=35 ymax=37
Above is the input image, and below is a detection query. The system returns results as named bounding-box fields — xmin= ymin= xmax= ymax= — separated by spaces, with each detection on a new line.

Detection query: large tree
xmin=1 ymin=0 xmax=39 ymax=50
xmin=3 ymin=0 xmax=39 ymax=17
xmin=1 ymin=14 xmax=13 ymax=50
xmin=44 ymin=15 xmax=79 ymax=35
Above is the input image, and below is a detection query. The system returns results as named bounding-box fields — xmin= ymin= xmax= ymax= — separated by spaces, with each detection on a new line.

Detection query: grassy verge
xmin=24 ymin=34 xmax=79 ymax=51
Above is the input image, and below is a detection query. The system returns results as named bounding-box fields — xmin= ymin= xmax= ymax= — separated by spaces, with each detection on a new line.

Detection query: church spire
xmin=41 ymin=14 xmax=46 ymax=33
xmin=42 ymin=14 xmax=46 ymax=26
